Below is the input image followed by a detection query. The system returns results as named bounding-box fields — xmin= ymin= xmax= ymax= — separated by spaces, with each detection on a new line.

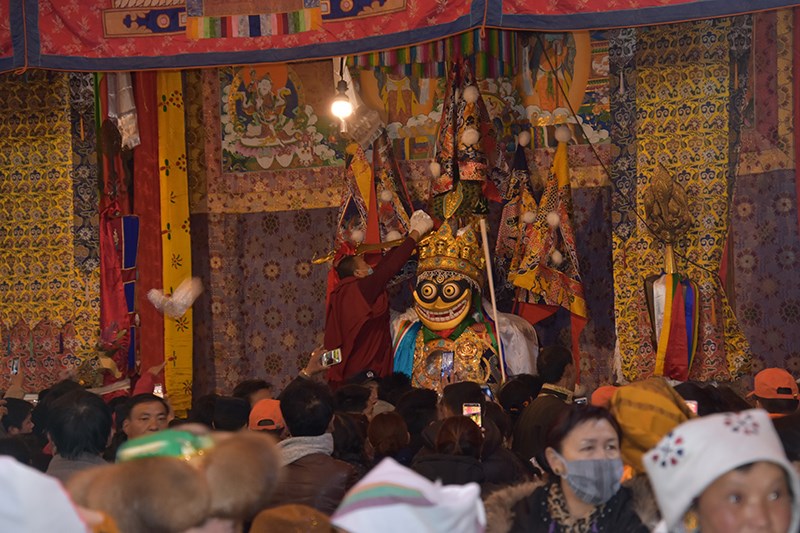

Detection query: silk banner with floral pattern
xmin=0 ymin=71 xmax=100 ymax=392
xmin=158 ymin=72 xmax=193 ymax=413
xmin=610 ymin=18 xmax=752 ymax=382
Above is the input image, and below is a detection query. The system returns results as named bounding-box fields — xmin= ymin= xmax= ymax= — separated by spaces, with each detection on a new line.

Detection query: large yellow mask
xmin=414 ymin=277 xmax=473 ymax=331
xmin=414 ymin=220 xmax=484 ymax=331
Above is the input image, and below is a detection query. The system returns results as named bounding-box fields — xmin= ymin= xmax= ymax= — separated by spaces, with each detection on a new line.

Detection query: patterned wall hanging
xmin=158 ymin=72 xmax=194 ymax=413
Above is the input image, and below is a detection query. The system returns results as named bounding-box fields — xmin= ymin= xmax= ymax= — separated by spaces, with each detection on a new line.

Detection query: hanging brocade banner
xmin=609 ymin=19 xmax=752 ymax=382
xmin=157 ymin=72 xmax=194 ymax=414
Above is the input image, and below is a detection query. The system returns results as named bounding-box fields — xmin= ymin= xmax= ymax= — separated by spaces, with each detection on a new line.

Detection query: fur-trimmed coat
xmin=483 ymin=475 xmax=661 ymax=533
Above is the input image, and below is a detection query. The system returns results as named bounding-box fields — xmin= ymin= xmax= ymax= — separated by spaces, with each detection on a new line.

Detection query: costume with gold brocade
xmin=391 ymin=219 xmax=538 ymax=393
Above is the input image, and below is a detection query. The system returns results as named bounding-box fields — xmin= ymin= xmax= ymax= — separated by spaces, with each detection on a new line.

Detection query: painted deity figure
xmin=392 ymin=219 xmax=538 ymax=393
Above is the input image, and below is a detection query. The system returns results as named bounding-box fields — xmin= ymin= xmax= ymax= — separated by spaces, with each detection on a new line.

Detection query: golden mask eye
xmin=419 ymin=282 xmax=437 ymax=300
xmin=442 ymin=282 xmax=459 ymax=299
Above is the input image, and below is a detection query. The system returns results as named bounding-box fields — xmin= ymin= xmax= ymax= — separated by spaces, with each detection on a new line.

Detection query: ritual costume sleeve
xmin=357 ymin=237 xmax=417 ymax=305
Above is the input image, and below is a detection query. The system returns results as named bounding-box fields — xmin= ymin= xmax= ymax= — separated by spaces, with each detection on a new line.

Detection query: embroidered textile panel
xmin=0 ymin=71 xmax=100 ymax=391
xmin=731 ymin=170 xmax=800 ymax=382
xmin=610 ymin=18 xmax=751 ymax=382
xmin=196 ymin=208 xmax=337 ymax=395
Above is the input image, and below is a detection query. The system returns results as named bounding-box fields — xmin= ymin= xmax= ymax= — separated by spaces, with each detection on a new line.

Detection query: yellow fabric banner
xmin=158 ymin=72 xmax=193 ymax=414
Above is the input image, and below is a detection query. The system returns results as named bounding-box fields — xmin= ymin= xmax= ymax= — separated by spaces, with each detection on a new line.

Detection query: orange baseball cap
xmin=748 ymin=368 xmax=799 ymax=400
xmin=591 ymin=385 xmax=618 ymax=408
xmin=249 ymin=399 xmax=285 ymax=431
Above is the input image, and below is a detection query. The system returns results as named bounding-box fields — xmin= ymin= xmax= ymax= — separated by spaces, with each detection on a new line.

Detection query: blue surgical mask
xmin=554 ymin=451 xmax=624 ymax=505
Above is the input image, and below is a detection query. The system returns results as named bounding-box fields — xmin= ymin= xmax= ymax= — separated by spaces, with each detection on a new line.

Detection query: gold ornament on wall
xmin=643 ymin=165 xmax=692 ymax=273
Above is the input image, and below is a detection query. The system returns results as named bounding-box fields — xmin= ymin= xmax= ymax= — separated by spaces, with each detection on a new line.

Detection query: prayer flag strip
xmin=350 ymin=29 xmax=516 ymax=79
xmin=186 ymin=8 xmax=321 ymax=39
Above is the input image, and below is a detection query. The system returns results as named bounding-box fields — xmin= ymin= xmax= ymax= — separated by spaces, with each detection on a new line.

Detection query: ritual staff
xmin=324 ymin=210 xmax=433 ymax=387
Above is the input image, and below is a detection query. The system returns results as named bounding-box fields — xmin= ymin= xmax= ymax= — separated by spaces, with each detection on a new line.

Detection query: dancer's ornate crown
xmin=417 ymin=220 xmax=485 ymax=290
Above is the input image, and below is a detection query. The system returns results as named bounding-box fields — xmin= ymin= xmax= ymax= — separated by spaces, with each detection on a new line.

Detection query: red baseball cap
xmin=248 ymin=399 xmax=285 ymax=431
xmin=748 ymin=368 xmax=799 ymax=400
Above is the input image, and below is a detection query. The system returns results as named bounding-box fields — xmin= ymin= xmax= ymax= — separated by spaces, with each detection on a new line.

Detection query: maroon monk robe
xmin=324 ymin=237 xmax=417 ymax=385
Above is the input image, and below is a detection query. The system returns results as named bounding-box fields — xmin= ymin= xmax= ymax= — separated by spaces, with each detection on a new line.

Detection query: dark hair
xmin=484 ymin=401 xmax=512 ymax=441
xmin=537 ymin=346 xmax=573 ymax=384
xmin=0 ymin=436 xmax=33 ymax=465
xmin=395 ymin=388 xmax=438 ymax=436
xmin=2 ymin=398 xmax=33 ymax=433
xmin=123 ymin=394 xmax=169 ymax=421
xmin=332 ymin=412 xmax=369 ymax=474
xmin=31 ymin=379 xmax=82 ymax=441
xmin=212 ymin=396 xmax=250 ymax=431
xmin=715 ymin=386 xmax=751 ymax=412
xmin=378 ymin=372 xmax=412 ymax=405
xmin=232 ymin=379 xmax=272 ymax=403
xmin=773 ymin=412 xmax=800 ymax=462
xmin=545 ymin=404 xmax=622 ymax=466
xmin=335 ymin=384 xmax=371 ymax=414
xmin=757 ymin=397 xmax=799 ymax=415
xmin=435 ymin=416 xmax=483 ymax=459
xmin=368 ymin=411 xmax=410 ymax=457
xmin=279 ymin=379 xmax=335 ymax=437
xmin=188 ymin=394 xmax=219 ymax=428
xmin=498 ymin=378 xmax=536 ymax=421
xmin=335 ymin=255 xmax=359 ymax=279
xmin=441 ymin=381 xmax=484 ymax=417
xmin=514 ymin=373 xmax=544 ymax=399
xmin=47 ymin=390 xmax=112 ymax=459
xmin=674 ymin=382 xmax=720 ymax=417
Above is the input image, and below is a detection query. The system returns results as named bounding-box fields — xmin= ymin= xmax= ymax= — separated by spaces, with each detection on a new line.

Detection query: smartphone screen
xmin=480 ymin=385 xmax=494 ymax=402
xmin=574 ymin=397 xmax=588 ymax=405
xmin=321 ymin=348 xmax=342 ymax=367
xmin=462 ymin=403 xmax=482 ymax=427
xmin=153 ymin=384 xmax=164 ymax=399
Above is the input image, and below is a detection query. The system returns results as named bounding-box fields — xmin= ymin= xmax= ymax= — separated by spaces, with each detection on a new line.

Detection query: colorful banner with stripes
xmin=186 ymin=7 xmax=321 ymax=39
xmin=350 ymin=29 xmax=517 ymax=79
xmin=157 ymin=72 xmax=193 ymax=414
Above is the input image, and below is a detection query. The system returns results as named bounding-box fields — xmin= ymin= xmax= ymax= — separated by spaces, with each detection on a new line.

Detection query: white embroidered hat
xmin=643 ymin=409 xmax=800 ymax=532
xmin=0 ymin=457 xmax=88 ymax=532
xmin=332 ymin=458 xmax=486 ymax=533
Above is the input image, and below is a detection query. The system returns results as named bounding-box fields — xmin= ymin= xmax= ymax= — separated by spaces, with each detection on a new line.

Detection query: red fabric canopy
xmin=3 ymin=0 xmax=799 ymax=72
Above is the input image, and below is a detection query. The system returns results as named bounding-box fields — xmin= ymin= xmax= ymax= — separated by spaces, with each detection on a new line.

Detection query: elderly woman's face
xmin=696 ymin=461 xmax=793 ymax=533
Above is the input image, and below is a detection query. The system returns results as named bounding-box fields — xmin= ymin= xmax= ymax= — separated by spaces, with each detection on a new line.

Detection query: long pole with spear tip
xmin=479 ymin=218 xmax=507 ymax=384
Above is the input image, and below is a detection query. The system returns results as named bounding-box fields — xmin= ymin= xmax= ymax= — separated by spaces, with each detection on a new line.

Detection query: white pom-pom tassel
xmin=546 ymin=211 xmax=560 ymax=228
xmin=550 ymin=250 xmax=564 ymax=265
xmin=555 ymin=125 xmax=572 ymax=143
xmin=463 ymin=85 xmax=479 ymax=103
xmin=350 ymin=229 xmax=365 ymax=243
xmin=379 ymin=189 xmax=394 ymax=202
xmin=385 ymin=230 xmax=402 ymax=242
xmin=517 ymin=130 xmax=531 ymax=147
xmin=429 ymin=161 xmax=441 ymax=178
xmin=521 ymin=211 xmax=536 ymax=224
xmin=461 ymin=127 xmax=480 ymax=147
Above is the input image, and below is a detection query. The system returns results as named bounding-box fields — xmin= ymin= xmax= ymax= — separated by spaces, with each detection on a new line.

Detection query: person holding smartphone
xmin=324 ymin=210 xmax=433 ymax=388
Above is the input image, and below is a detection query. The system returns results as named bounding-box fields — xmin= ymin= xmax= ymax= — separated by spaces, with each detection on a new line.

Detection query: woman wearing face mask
xmin=484 ymin=404 xmax=648 ymax=533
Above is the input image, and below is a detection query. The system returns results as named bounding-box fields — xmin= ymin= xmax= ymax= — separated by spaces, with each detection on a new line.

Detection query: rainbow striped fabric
xmin=350 ymin=29 xmax=517 ymax=79
xmin=186 ymin=9 xmax=321 ymax=38
xmin=186 ymin=1 xmax=321 ymax=39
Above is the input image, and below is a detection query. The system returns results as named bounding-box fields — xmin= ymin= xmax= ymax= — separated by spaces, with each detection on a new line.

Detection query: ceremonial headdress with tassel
xmin=430 ymin=60 xmax=495 ymax=219
xmin=507 ymin=126 xmax=588 ymax=376
xmin=495 ymin=130 xmax=536 ymax=262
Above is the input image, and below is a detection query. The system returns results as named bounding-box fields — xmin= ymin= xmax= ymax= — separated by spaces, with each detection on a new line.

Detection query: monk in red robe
xmin=324 ymin=211 xmax=433 ymax=387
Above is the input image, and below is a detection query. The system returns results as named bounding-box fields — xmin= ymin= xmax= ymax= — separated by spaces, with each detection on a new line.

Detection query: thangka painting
xmin=220 ymin=63 xmax=344 ymax=172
